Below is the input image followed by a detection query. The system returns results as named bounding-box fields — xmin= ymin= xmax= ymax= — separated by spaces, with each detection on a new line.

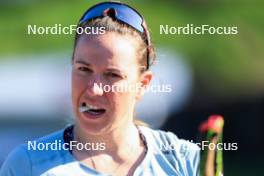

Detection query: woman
xmin=0 ymin=2 xmax=200 ymax=176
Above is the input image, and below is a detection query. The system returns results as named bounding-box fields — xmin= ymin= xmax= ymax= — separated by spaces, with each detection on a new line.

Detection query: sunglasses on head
xmin=78 ymin=1 xmax=151 ymax=70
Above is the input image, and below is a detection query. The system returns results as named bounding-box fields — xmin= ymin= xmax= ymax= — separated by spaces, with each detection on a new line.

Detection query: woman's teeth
xmin=79 ymin=103 xmax=105 ymax=114
xmin=87 ymin=104 xmax=101 ymax=110
xmin=79 ymin=106 xmax=90 ymax=113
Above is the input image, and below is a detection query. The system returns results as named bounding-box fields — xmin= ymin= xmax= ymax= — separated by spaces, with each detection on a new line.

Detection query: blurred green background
xmin=0 ymin=0 xmax=263 ymax=175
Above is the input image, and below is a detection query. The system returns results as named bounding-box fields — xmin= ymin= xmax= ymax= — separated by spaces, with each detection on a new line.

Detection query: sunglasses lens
xmin=79 ymin=3 xmax=144 ymax=33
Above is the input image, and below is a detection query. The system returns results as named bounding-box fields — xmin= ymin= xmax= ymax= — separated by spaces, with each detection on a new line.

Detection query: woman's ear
xmin=136 ymin=70 xmax=153 ymax=101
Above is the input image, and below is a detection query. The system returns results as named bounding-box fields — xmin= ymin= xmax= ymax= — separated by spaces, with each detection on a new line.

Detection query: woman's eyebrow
xmin=106 ymin=68 xmax=119 ymax=72
xmin=106 ymin=67 xmax=125 ymax=73
xmin=74 ymin=60 xmax=91 ymax=66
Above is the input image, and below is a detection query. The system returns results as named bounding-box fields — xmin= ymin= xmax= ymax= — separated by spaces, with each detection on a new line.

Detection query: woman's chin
xmin=76 ymin=115 xmax=113 ymax=135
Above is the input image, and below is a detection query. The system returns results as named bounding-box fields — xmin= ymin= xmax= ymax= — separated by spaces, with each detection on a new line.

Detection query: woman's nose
xmin=86 ymin=77 xmax=104 ymax=96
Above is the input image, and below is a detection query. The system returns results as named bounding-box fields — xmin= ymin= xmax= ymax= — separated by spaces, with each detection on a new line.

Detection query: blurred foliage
xmin=0 ymin=0 xmax=263 ymax=98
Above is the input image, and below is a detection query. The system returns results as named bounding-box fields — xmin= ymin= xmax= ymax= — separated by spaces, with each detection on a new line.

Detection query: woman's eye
xmin=78 ymin=66 xmax=91 ymax=72
xmin=106 ymin=72 xmax=121 ymax=78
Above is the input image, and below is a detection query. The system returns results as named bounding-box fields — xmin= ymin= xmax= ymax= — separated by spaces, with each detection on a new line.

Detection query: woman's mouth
xmin=79 ymin=102 xmax=106 ymax=119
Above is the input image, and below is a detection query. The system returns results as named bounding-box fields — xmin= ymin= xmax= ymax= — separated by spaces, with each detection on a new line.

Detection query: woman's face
xmin=72 ymin=32 xmax=151 ymax=134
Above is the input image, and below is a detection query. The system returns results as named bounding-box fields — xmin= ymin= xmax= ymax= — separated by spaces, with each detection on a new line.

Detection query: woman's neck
xmin=73 ymin=121 xmax=142 ymax=157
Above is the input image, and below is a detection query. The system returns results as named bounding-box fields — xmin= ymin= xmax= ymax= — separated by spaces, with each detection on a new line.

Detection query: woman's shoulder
xmin=139 ymin=126 xmax=200 ymax=175
xmin=140 ymin=126 xmax=200 ymax=153
xmin=0 ymin=142 xmax=31 ymax=176
xmin=0 ymin=129 xmax=67 ymax=176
